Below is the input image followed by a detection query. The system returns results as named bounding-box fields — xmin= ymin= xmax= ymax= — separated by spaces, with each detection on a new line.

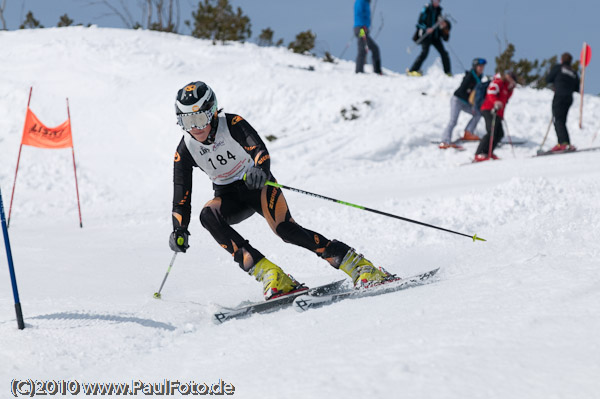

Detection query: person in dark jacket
xmin=408 ymin=0 xmax=451 ymax=76
xmin=440 ymin=58 xmax=486 ymax=148
xmin=354 ymin=0 xmax=382 ymax=74
xmin=546 ymin=52 xmax=580 ymax=152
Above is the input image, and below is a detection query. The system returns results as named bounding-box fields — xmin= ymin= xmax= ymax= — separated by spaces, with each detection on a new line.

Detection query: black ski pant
xmin=199 ymin=180 xmax=351 ymax=272
xmin=476 ymin=110 xmax=504 ymax=155
xmin=354 ymin=27 xmax=382 ymax=74
xmin=409 ymin=37 xmax=451 ymax=74
xmin=552 ymin=95 xmax=573 ymax=145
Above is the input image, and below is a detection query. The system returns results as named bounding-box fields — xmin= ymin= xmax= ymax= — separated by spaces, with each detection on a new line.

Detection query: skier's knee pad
xmin=200 ymin=206 xmax=221 ymax=232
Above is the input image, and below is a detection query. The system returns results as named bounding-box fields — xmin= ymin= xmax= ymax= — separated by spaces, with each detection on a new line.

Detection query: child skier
xmin=169 ymin=81 xmax=389 ymax=300
xmin=473 ymin=71 xmax=517 ymax=162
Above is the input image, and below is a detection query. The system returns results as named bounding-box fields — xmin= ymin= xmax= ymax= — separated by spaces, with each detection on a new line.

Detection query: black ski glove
xmin=169 ymin=227 xmax=190 ymax=253
xmin=245 ymin=166 xmax=267 ymax=190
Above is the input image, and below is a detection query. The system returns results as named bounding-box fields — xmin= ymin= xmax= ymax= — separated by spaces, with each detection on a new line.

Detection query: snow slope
xmin=1 ymin=27 xmax=600 ymax=398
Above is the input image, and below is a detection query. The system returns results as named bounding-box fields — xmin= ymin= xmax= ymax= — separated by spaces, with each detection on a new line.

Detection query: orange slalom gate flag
xmin=21 ymin=108 xmax=73 ymax=149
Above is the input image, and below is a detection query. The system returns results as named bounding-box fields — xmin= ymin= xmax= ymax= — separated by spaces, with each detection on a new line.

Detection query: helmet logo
xmin=192 ymin=105 xmax=200 ymax=112
xmin=185 ymin=84 xmax=196 ymax=92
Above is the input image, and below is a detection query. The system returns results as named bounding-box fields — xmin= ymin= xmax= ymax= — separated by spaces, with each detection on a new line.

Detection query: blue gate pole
xmin=0 ymin=186 xmax=25 ymax=330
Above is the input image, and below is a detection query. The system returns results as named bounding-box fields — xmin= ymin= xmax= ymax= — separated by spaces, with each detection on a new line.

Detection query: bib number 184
xmin=208 ymin=151 xmax=237 ymax=170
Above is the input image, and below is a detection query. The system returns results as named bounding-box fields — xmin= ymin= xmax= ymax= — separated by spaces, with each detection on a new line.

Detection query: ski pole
xmin=407 ymin=15 xmax=446 ymax=54
xmin=502 ymin=119 xmax=516 ymax=158
xmin=252 ymin=178 xmax=485 ymax=242
xmin=538 ymin=116 xmax=554 ymax=154
xmin=338 ymin=33 xmax=355 ymax=59
xmin=1 ymin=187 xmax=25 ymax=329
xmin=153 ymin=252 xmax=178 ymax=299
xmin=447 ymin=42 xmax=466 ymax=72
xmin=488 ymin=112 xmax=497 ymax=159
xmin=579 ymin=42 xmax=589 ymax=129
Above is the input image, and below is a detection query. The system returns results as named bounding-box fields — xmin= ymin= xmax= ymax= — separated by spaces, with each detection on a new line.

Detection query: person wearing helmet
xmin=408 ymin=0 xmax=451 ymax=76
xmin=169 ymin=81 xmax=389 ymax=300
xmin=439 ymin=58 xmax=487 ymax=148
xmin=473 ymin=71 xmax=518 ymax=162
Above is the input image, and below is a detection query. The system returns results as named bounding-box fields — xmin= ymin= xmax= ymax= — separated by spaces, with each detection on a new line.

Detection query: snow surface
xmin=1 ymin=27 xmax=600 ymax=398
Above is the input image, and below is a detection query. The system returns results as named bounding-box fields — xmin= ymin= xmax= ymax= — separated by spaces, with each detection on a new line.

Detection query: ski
xmin=430 ymin=139 xmax=527 ymax=146
xmin=293 ymin=268 xmax=439 ymax=312
xmin=459 ymin=157 xmax=499 ymax=167
xmin=534 ymin=146 xmax=600 ymax=157
xmin=212 ymin=279 xmax=347 ymax=324
xmin=431 ymin=140 xmax=471 ymax=146
xmin=435 ymin=142 xmax=466 ymax=151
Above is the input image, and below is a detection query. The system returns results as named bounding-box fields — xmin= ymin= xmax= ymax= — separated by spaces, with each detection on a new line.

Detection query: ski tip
xmin=472 ymin=234 xmax=486 ymax=242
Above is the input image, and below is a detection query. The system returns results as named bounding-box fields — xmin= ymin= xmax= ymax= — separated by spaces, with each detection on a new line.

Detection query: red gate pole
xmin=67 ymin=98 xmax=83 ymax=228
xmin=8 ymin=87 xmax=33 ymax=228
xmin=579 ymin=42 xmax=591 ymax=129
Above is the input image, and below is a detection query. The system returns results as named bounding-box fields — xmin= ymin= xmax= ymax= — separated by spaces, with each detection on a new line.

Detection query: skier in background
xmin=169 ymin=81 xmax=389 ymax=300
xmin=546 ymin=52 xmax=580 ymax=152
xmin=473 ymin=71 xmax=517 ymax=162
xmin=439 ymin=58 xmax=487 ymax=148
xmin=408 ymin=0 xmax=451 ymax=76
xmin=354 ymin=0 xmax=382 ymax=74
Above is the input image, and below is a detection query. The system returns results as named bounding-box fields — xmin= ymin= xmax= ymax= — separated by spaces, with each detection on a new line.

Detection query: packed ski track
xmin=1 ymin=27 xmax=600 ymax=398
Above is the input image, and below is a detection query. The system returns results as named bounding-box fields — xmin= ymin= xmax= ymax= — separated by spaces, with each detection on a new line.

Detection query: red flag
xmin=581 ymin=43 xmax=592 ymax=67
xmin=21 ymin=108 xmax=73 ymax=149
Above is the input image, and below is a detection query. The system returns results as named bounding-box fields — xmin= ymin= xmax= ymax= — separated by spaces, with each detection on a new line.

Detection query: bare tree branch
xmin=85 ymin=0 xmax=134 ymax=28
xmin=0 ymin=0 xmax=7 ymax=30
xmin=81 ymin=0 xmax=181 ymax=32
xmin=119 ymin=0 xmax=135 ymax=27
xmin=157 ymin=0 xmax=163 ymax=27
xmin=168 ymin=0 xmax=173 ymax=29
xmin=175 ymin=0 xmax=180 ymax=32
xmin=146 ymin=0 xmax=152 ymax=28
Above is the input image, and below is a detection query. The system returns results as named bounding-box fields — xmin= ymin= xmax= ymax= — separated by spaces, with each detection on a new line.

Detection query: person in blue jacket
xmin=408 ymin=0 xmax=451 ymax=76
xmin=354 ymin=0 xmax=382 ymax=74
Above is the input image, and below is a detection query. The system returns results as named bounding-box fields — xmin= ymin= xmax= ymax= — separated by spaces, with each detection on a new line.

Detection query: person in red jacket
xmin=474 ymin=71 xmax=517 ymax=162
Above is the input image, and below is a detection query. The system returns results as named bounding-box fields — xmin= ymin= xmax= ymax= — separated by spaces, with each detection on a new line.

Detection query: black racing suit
xmin=546 ymin=63 xmax=580 ymax=145
xmin=172 ymin=113 xmax=351 ymax=272
xmin=409 ymin=4 xmax=451 ymax=74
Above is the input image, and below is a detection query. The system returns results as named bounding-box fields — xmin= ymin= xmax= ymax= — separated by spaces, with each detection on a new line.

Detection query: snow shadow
xmin=30 ymin=312 xmax=177 ymax=331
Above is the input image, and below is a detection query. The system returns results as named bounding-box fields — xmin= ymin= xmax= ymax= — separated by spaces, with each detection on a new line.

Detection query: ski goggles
xmin=473 ymin=58 xmax=487 ymax=66
xmin=177 ymin=109 xmax=214 ymax=132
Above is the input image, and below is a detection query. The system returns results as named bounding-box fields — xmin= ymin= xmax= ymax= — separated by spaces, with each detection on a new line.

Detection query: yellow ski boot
xmin=250 ymin=258 xmax=305 ymax=300
xmin=339 ymin=249 xmax=390 ymax=288
xmin=406 ymin=69 xmax=423 ymax=77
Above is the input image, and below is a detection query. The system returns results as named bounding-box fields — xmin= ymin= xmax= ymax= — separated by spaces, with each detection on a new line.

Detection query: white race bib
xmin=184 ymin=115 xmax=253 ymax=185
